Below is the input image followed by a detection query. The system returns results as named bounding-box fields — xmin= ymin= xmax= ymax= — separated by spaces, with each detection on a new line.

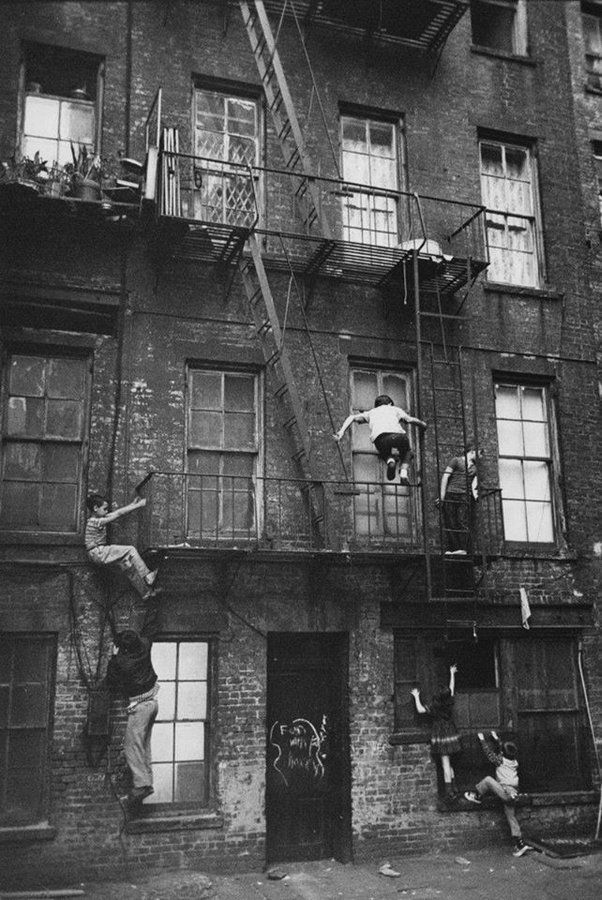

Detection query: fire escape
xmin=141 ymin=0 xmax=501 ymax=616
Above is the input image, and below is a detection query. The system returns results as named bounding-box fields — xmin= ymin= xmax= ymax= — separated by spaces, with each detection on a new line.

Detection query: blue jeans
xmin=124 ymin=697 xmax=158 ymax=789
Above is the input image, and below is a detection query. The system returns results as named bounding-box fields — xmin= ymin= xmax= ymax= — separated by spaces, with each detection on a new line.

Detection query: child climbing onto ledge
xmin=334 ymin=394 xmax=427 ymax=485
xmin=86 ymin=493 xmax=159 ymax=600
xmin=464 ymin=731 xmax=534 ymax=857
xmin=411 ymin=664 xmax=461 ymax=802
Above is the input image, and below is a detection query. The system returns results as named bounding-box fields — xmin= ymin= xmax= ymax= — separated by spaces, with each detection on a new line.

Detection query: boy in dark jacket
xmin=464 ymin=730 xmax=533 ymax=857
xmin=105 ymin=599 xmax=161 ymax=805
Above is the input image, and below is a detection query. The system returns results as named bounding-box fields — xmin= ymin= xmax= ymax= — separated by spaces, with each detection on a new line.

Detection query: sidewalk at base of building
xmin=30 ymin=844 xmax=602 ymax=900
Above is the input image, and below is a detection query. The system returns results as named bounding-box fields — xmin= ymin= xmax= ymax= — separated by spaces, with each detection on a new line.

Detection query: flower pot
xmin=72 ymin=179 xmax=101 ymax=202
xmin=45 ymin=180 xmax=64 ymax=199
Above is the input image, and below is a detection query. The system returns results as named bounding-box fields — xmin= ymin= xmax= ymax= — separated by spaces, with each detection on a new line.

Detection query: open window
xmin=582 ymin=3 xmax=602 ymax=89
xmin=20 ymin=42 xmax=103 ymax=166
xmin=470 ymin=0 xmax=528 ymax=56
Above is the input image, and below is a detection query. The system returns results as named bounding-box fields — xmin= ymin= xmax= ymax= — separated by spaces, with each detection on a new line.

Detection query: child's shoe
xmin=512 ymin=839 xmax=533 ymax=857
xmin=378 ymin=862 xmax=401 ymax=877
xmin=386 ymin=458 xmax=396 ymax=481
xmin=464 ymin=791 xmax=482 ymax=804
xmin=399 ymin=467 xmax=410 ymax=485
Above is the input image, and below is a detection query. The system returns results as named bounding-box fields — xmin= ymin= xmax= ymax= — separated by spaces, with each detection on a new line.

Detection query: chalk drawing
xmin=269 ymin=715 xmax=328 ymax=787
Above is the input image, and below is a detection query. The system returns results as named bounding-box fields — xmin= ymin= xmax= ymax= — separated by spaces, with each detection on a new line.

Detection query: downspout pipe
xmin=577 ymin=639 xmax=602 ymax=842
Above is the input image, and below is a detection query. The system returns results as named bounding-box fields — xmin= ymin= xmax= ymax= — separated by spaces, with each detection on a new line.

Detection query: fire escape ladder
xmin=428 ymin=342 xmax=479 ymax=622
xmin=239 ymin=0 xmax=333 ymax=239
xmin=240 ymin=232 xmax=325 ymax=541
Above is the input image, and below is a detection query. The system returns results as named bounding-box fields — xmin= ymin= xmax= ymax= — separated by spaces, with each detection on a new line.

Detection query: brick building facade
xmin=0 ymin=0 xmax=601 ymax=886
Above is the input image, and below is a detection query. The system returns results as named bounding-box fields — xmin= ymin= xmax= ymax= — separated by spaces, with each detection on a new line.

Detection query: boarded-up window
xmin=186 ymin=368 xmax=259 ymax=540
xmin=0 ymin=634 xmax=56 ymax=826
xmin=1 ymin=353 xmax=88 ymax=532
xmin=149 ymin=640 xmax=210 ymax=806
xmin=480 ymin=139 xmax=541 ymax=287
xmin=512 ymin=638 xmax=588 ymax=791
xmin=341 ymin=116 xmax=400 ymax=247
xmin=495 ymin=382 xmax=556 ymax=543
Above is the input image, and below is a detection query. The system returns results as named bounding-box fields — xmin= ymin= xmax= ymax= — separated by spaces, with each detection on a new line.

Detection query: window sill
xmin=585 ymin=83 xmax=602 ymax=97
xmin=126 ymin=811 xmax=224 ymax=834
xmin=470 ymin=45 xmax=535 ymax=66
xmin=501 ymin=544 xmax=577 ymax=561
xmin=0 ymin=531 xmax=84 ymax=546
xmin=388 ymin=731 xmax=429 ymax=746
xmin=483 ymin=282 xmax=563 ymax=302
xmin=0 ymin=823 xmax=57 ymax=843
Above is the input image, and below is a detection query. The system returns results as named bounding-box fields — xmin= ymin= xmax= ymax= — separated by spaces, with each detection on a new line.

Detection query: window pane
xmin=496 ymin=418 xmax=523 ymax=456
xmin=46 ymin=399 xmax=83 ymax=439
xmin=39 ymin=483 xmax=77 ymax=530
xmin=46 ymin=358 xmax=86 ymax=399
xmin=342 ymin=118 xmax=367 ymax=149
xmin=43 ymin=444 xmax=79 ymax=482
xmin=523 ymin=421 xmax=548 ymax=455
xmin=382 ymin=374 xmax=409 ymax=410
xmin=494 ymin=384 xmax=519 ymax=418
xmin=152 ymin=762 xmax=173 ymax=803
xmin=352 ymin=370 xmax=378 ymax=410
xmin=178 ymin=682 xmax=207 ymax=720
xmin=502 ymin=498 xmax=528 ymax=541
xmin=59 ymin=102 xmax=94 ymax=144
xmin=0 ymin=483 xmax=40 ymax=527
xmin=23 ymin=95 xmax=59 ymax=138
xmin=3 ymin=443 xmax=41 ymax=481
xmin=9 ymin=357 xmax=45 ymax=396
xmin=152 ymin=642 xmax=177 ymax=680
xmin=223 ymin=411 xmax=255 ymax=448
xmin=221 ymin=453 xmax=254 ymax=477
xmin=13 ymin=643 xmax=48 ymax=683
xmin=224 ymin=374 xmax=255 ymax=411
xmin=499 ymin=458 xmax=525 ymax=499
xmin=189 ymin=410 xmax=222 ymax=448
xmin=526 ymin=501 xmax=554 ymax=542
xmin=151 ymin=722 xmax=174 ymax=762
xmin=175 ymin=721 xmax=205 ymax=761
xmin=178 ymin=642 xmax=207 ymax=680
xmin=158 ymin=681 xmax=175 ymax=721
xmin=190 ymin=371 xmax=222 ymax=409
xmin=175 ymin=761 xmax=205 ymax=802
xmin=11 ymin=686 xmax=47 ymax=728
xmin=6 ymin=397 xmax=44 ymax=437
xmin=522 ymin=387 xmax=545 ymax=420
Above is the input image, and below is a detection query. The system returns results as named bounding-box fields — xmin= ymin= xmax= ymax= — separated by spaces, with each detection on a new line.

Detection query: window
xmin=479 ymin=139 xmax=542 ymax=287
xmin=583 ymin=4 xmax=602 ymax=88
xmin=21 ymin=43 xmax=101 ymax=166
xmin=340 ymin=115 xmax=400 ymax=247
xmin=186 ymin=368 xmax=260 ymax=541
xmin=350 ymin=367 xmax=417 ymax=541
xmin=470 ymin=0 xmax=528 ymax=55
xmin=190 ymin=87 xmax=260 ymax=226
xmin=0 ymin=634 xmax=56 ymax=826
xmin=0 ymin=352 xmax=88 ymax=533
xmin=510 ymin=637 xmax=588 ymax=791
xmin=494 ymin=381 xmax=556 ymax=544
xmin=149 ymin=640 xmax=211 ymax=805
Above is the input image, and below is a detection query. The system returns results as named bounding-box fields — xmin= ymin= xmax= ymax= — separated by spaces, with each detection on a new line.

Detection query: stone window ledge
xmin=483 ymin=282 xmax=563 ymax=302
xmin=0 ymin=823 xmax=57 ymax=843
xmin=126 ymin=812 xmax=224 ymax=834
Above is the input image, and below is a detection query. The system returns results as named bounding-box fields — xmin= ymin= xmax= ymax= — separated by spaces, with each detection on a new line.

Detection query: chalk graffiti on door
xmin=269 ymin=715 xmax=328 ymax=787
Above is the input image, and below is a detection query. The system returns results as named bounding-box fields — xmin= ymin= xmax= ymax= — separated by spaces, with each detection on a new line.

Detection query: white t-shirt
xmin=358 ymin=406 xmax=410 ymax=443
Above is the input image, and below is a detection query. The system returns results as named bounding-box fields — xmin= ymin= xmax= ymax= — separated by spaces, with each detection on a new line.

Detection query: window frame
xmin=0 ymin=346 xmax=91 ymax=537
xmin=339 ymin=111 xmax=405 ymax=248
xmin=189 ymin=82 xmax=262 ymax=228
xmin=470 ymin=0 xmax=528 ymax=57
xmin=185 ymin=364 xmax=263 ymax=543
xmin=493 ymin=378 xmax=562 ymax=548
xmin=479 ymin=136 xmax=544 ymax=288
xmin=19 ymin=42 xmax=104 ymax=166
xmin=582 ymin=4 xmax=602 ymax=87
xmin=144 ymin=636 xmax=214 ymax=810
xmin=0 ymin=633 xmax=56 ymax=828
xmin=348 ymin=364 xmax=420 ymax=544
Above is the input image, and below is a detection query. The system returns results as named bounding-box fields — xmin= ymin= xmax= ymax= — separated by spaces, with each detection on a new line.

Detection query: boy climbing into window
xmin=464 ymin=730 xmax=534 ymax=857
xmin=334 ymin=394 xmax=427 ymax=485
xmin=86 ymin=493 xmax=159 ymax=600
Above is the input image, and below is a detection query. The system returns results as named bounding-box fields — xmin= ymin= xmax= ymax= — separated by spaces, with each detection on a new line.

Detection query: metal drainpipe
xmin=577 ymin=640 xmax=602 ymax=842
xmin=413 ymin=248 xmax=432 ymax=602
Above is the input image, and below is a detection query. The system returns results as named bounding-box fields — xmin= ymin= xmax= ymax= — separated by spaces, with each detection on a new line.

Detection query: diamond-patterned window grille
xmin=193 ymin=89 xmax=259 ymax=228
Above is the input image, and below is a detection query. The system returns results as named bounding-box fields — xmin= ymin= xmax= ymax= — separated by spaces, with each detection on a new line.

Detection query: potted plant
xmin=68 ymin=142 xmax=103 ymax=201
xmin=0 ymin=151 xmax=49 ymax=195
xmin=44 ymin=164 xmax=69 ymax=199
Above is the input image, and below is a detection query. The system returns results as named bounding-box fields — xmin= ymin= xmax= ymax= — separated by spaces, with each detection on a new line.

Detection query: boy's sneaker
xmin=464 ymin=791 xmax=482 ymax=804
xmin=399 ymin=468 xmax=410 ymax=485
xmin=512 ymin=839 xmax=533 ymax=857
xmin=386 ymin=458 xmax=396 ymax=481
